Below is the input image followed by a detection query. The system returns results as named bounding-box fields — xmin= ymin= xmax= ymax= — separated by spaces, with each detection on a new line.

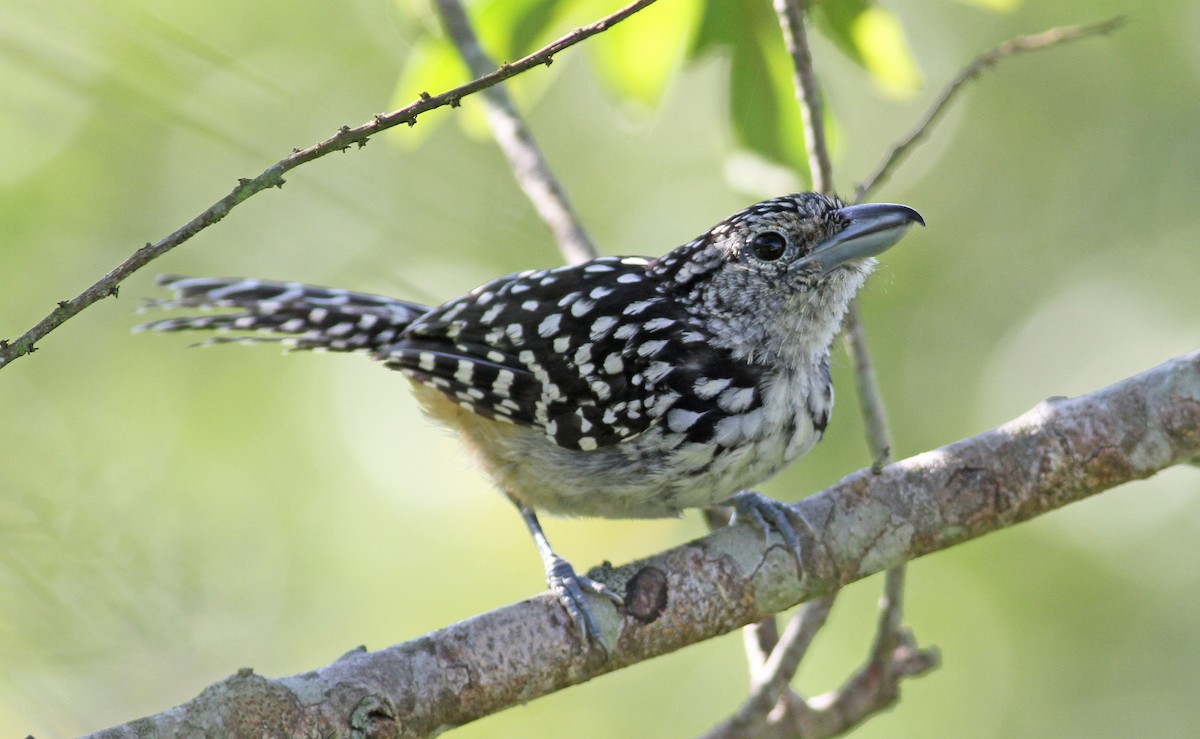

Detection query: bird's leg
xmin=725 ymin=490 xmax=813 ymax=577
xmin=517 ymin=504 xmax=623 ymax=651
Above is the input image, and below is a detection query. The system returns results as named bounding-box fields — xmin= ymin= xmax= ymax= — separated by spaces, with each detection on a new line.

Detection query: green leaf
xmin=852 ymin=6 xmax=921 ymax=94
xmin=474 ymin=0 xmax=570 ymax=62
xmin=587 ymin=0 xmax=702 ymax=107
xmin=812 ymin=0 xmax=921 ymax=95
xmin=952 ymin=0 xmax=1021 ymax=11
xmin=726 ymin=18 xmax=812 ymax=182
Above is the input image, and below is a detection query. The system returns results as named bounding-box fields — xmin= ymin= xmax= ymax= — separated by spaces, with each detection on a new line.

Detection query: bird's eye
xmin=750 ymin=231 xmax=787 ymax=261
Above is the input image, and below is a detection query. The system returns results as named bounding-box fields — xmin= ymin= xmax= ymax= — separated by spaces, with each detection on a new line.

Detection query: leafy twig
xmin=0 ymin=0 xmax=659 ymax=370
xmin=855 ymin=16 xmax=1127 ymax=203
xmin=433 ymin=0 xmax=598 ymax=265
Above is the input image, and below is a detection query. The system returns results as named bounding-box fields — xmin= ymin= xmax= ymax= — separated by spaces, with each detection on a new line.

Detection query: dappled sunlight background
xmin=2 ymin=0 xmax=1199 ymax=736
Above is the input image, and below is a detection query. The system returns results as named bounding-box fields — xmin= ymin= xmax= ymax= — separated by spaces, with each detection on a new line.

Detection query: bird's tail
xmin=137 ymin=275 xmax=430 ymax=353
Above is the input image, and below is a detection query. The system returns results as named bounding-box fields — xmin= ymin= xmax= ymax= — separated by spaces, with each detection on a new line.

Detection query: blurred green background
xmin=3 ymin=0 xmax=1200 ymax=736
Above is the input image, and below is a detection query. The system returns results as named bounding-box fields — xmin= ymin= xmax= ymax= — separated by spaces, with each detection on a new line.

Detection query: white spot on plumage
xmin=578 ymin=436 xmax=598 ymax=451
xmin=573 ymin=342 xmax=593 ymax=366
xmin=739 ymin=407 xmax=766 ymax=439
xmin=667 ymin=408 xmax=704 ymax=433
xmin=481 ymin=304 xmax=504 ymax=324
xmin=694 ymin=377 xmax=732 ymax=399
xmin=590 ymin=380 xmax=612 ymax=400
xmin=417 ymin=352 xmax=436 ymax=371
xmin=644 ymin=361 xmax=673 ymax=383
xmin=589 ymin=315 xmax=617 ymax=340
xmin=718 ymin=386 xmax=756 ymax=413
xmin=614 ymin=323 xmax=638 ymax=340
xmin=623 ymin=299 xmax=655 ymax=316
xmin=636 ymin=339 xmax=667 ymax=357
xmin=553 ymin=336 xmax=571 ymax=353
xmin=570 ymin=298 xmax=594 ymax=317
xmin=603 ymin=352 xmax=623 ymax=374
xmin=648 ymin=390 xmax=680 ymax=416
xmin=643 ymin=317 xmax=675 ymax=332
xmin=454 ymin=360 xmax=474 ymax=384
xmin=713 ymin=415 xmax=743 ymax=446
xmin=537 ymin=313 xmax=562 ymax=338
xmin=616 ymin=273 xmax=642 ymax=284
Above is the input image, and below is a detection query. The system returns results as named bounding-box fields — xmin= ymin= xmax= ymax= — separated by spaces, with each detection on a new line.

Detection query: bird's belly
xmin=413 ymin=371 xmax=827 ymax=519
xmin=500 ymin=400 xmax=822 ymax=519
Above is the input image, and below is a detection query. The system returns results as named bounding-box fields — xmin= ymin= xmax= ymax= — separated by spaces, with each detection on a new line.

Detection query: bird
xmin=138 ymin=192 xmax=923 ymax=649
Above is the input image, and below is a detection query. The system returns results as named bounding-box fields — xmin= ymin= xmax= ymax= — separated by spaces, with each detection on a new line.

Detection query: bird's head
xmin=652 ymin=192 xmax=924 ymax=363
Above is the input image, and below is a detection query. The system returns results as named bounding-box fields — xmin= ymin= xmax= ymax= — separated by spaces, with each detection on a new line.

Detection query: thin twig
xmin=0 ymin=0 xmax=659 ymax=370
xmin=854 ymin=16 xmax=1127 ymax=203
xmin=716 ymin=3 xmax=848 ymax=735
xmin=434 ymin=0 xmax=598 ymax=265
xmin=841 ymin=306 xmax=891 ymax=470
xmin=774 ymin=0 xmax=833 ymax=194
xmin=722 ymin=2 xmax=842 ymax=732
xmin=703 ymin=594 xmax=835 ymax=738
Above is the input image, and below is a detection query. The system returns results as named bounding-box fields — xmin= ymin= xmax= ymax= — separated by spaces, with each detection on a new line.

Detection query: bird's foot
xmin=727 ymin=490 xmax=811 ymax=577
xmin=545 ymin=554 xmax=624 ymax=652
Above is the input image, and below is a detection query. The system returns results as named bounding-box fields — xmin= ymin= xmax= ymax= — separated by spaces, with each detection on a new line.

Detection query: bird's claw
xmin=728 ymin=490 xmax=811 ymax=577
xmin=546 ymin=555 xmax=623 ymax=652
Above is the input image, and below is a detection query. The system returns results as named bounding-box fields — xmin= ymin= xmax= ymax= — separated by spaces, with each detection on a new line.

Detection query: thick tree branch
xmin=87 ymin=349 xmax=1200 ymax=738
xmin=0 ymin=0 xmax=657 ymax=370
xmin=434 ymin=0 xmax=598 ymax=265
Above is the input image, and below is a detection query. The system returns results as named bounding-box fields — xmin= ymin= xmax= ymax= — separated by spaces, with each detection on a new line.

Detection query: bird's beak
xmin=796 ymin=202 xmax=924 ymax=277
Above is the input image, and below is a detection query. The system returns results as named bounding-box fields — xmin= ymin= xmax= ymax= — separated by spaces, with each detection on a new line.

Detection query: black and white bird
xmin=140 ymin=192 xmax=923 ymax=648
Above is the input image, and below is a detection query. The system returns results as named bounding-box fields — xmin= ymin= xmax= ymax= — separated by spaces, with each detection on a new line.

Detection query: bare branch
xmin=0 ymin=0 xmax=659 ymax=370
xmin=841 ymin=306 xmax=893 ymax=470
xmin=702 ymin=594 xmax=834 ymax=738
xmin=434 ymin=0 xmax=598 ymax=265
xmin=854 ymin=16 xmax=1127 ymax=204
xmin=86 ymin=349 xmax=1200 ymax=738
xmin=765 ymin=3 xmax=927 ymax=735
xmin=744 ymin=3 xmax=839 ymax=717
xmin=774 ymin=0 xmax=833 ymax=194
